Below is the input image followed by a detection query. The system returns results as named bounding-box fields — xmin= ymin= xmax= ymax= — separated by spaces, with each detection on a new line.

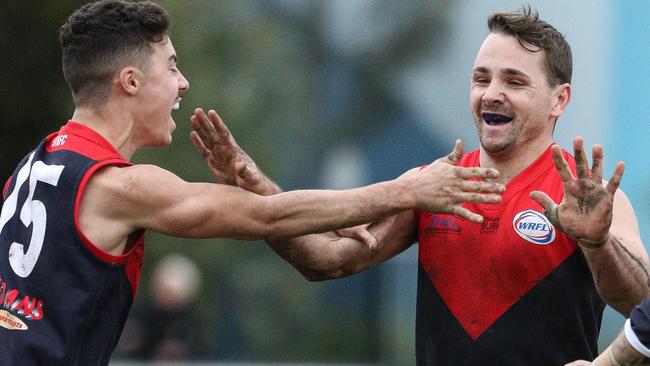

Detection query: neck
xmin=479 ymin=136 xmax=553 ymax=185
xmin=71 ymin=104 xmax=137 ymax=160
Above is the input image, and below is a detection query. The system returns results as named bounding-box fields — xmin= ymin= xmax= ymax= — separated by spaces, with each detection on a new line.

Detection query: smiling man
xmin=0 ymin=1 xmax=509 ymax=365
xmin=193 ymin=7 xmax=650 ymax=365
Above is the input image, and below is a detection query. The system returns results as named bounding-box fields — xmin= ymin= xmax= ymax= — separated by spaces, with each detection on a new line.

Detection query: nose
xmin=178 ymin=71 xmax=190 ymax=94
xmin=482 ymin=80 xmax=505 ymax=104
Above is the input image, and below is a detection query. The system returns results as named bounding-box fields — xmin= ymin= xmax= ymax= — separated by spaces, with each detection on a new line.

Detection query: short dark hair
xmin=488 ymin=6 xmax=572 ymax=87
xmin=59 ymin=0 xmax=170 ymax=107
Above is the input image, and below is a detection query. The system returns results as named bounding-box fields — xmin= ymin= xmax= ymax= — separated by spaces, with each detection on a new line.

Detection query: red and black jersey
xmin=416 ymin=145 xmax=604 ymax=365
xmin=0 ymin=121 xmax=144 ymax=365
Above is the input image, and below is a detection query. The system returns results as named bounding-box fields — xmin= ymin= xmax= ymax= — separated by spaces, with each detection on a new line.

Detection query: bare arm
xmin=267 ymin=209 xmax=417 ymax=281
xmin=80 ymin=160 xmax=482 ymax=254
xmin=188 ymin=108 xmax=505 ymax=279
xmin=80 ymin=147 xmax=502 ymax=258
xmin=531 ymin=137 xmax=650 ymax=315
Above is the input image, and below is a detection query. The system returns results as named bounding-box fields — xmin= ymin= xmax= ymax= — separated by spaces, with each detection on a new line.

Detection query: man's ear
xmin=550 ymin=83 xmax=571 ymax=118
xmin=117 ymin=67 xmax=141 ymax=96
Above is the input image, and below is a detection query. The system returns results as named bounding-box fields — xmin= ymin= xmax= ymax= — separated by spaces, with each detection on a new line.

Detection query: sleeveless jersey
xmin=416 ymin=146 xmax=604 ymax=365
xmin=0 ymin=121 xmax=144 ymax=365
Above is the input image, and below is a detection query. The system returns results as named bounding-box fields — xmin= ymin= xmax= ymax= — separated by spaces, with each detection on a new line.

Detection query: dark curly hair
xmin=488 ymin=6 xmax=572 ymax=87
xmin=59 ymin=0 xmax=170 ymax=107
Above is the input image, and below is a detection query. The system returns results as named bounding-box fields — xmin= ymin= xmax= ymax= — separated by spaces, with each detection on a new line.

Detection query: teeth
xmin=172 ymin=102 xmax=180 ymax=110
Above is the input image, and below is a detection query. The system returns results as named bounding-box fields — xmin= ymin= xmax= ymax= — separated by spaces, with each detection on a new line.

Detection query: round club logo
xmin=512 ymin=210 xmax=556 ymax=245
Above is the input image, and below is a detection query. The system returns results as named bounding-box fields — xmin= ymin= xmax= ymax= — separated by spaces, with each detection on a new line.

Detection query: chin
xmin=480 ymin=136 xmax=512 ymax=155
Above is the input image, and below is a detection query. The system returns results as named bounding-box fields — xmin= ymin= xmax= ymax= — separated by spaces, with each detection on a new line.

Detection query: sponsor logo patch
xmin=480 ymin=216 xmax=500 ymax=235
xmin=0 ymin=276 xmax=44 ymax=330
xmin=512 ymin=210 xmax=555 ymax=245
xmin=0 ymin=309 xmax=27 ymax=330
xmin=424 ymin=215 xmax=461 ymax=234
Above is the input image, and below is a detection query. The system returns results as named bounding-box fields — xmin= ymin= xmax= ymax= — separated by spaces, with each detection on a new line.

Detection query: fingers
xmin=459 ymin=180 xmax=505 ymax=194
xmin=530 ymin=190 xmax=562 ymax=229
xmin=573 ymin=137 xmax=590 ymax=180
xmin=191 ymin=108 xmax=216 ymax=133
xmin=189 ymin=131 xmax=210 ymax=159
xmin=551 ymin=144 xmax=575 ymax=182
xmin=454 ymin=192 xmax=502 ymax=204
xmin=590 ymin=144 xmax=604 ymax=182
xmin=235 ymin=162 xmax=261 ymax=185
xmin=605 ymin=161 xmax=625 ymax=196
xmin=191 ymin=108 xmax=217 ymax=150
xmin=529 ymin=190 xmax=555 ymax=211
xmin=336 ymin=225 xmax=379 ymax=250
xmin=207 ymin=109 xmax=232 ymax=140
xmin=445 ymin=139 xmax=465 ymax=165
xmin=450 ymin=206 xmax=484 ymax=224
xmin=455 ymin=166 xmax=501 ymax=180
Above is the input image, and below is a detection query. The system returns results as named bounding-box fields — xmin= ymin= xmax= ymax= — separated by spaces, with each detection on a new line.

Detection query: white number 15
xmin=0 ymin=152 xmax=64 ymax=278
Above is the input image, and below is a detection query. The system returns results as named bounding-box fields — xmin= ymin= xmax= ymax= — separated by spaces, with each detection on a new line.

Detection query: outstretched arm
xmin=531 ymin=137 xmax=650 ymax=315
xmin=189 ymin=108 xmax=505 ymax=279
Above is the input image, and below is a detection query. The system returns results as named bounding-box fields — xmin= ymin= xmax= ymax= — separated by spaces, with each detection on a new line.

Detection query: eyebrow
xmin=472 ymin=66 xmax=530 ymax=79
xmin=502 ymin=68 xmax=529 ymax=78
xmin=473 ymin=66 xmax=489 ymax=74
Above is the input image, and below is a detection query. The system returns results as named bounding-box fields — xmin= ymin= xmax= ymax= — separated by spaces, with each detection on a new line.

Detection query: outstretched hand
xmin=530 ymin=137 xmax=624 ymax=248
xmin=190 ymin=108 xmax=280 ymax=195
xmin=411 ymin=139 xmax=505 ymax=224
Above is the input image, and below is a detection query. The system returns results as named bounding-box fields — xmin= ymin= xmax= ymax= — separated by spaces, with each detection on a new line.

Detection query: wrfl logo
xmin=512 ymin=210 xmax=555 ymax=245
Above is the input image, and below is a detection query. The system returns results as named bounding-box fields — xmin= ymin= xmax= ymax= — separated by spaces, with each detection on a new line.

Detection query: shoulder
xmin=82 ymin=164 xmax=186 ymax=219
xmin=78 ymin=163 xmax=189 ymax=241
xmin=90 ymin=164 xmax=182 ymax=194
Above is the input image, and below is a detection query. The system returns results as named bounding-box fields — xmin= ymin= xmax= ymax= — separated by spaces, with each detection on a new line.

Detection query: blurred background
xmin=1 ymin=0 xmax=648 ymax=364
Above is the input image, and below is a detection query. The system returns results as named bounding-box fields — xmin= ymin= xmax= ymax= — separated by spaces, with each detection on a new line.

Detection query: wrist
xmin=400 ymin=176 xmax=419 ymax=210
xmin=577 ymin=232 xmax=611 ymax=249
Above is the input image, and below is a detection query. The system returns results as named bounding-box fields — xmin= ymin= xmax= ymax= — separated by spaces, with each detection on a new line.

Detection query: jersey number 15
xmin=0 ymin=152 xmax=64 ymax=278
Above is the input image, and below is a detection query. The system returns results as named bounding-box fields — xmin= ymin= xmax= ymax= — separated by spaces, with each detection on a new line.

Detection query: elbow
xmin=300 ymin=268 xmax=348 ymax=282
xmin=297 ymin=260 xmax=361 ymax=282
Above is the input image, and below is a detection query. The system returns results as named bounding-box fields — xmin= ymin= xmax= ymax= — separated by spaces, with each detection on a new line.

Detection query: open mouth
xmin=172 ymin=98 xmax=181 ymax=111
xmin=482 ymin=113 xmax=513 ymax=125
